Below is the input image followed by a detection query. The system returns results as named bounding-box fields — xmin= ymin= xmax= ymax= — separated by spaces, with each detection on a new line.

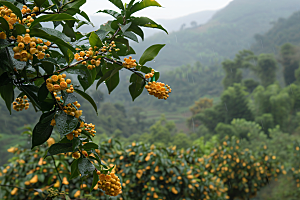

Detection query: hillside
xmin=142 ymin=10 xmax=217 ymax=37
xmin=251 ymin=10 xmax=300 ymax=55
xmin=131 ymin=0 xmax=300 ymax=70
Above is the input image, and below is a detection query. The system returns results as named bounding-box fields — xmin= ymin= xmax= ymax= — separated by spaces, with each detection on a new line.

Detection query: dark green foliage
xmin=242 ymin=79 xmax=260 ymax=93
xmin=251 ymin=54 xmax=278 ymax=88
xmin=279 ymin=43 xmax=300 ymax=86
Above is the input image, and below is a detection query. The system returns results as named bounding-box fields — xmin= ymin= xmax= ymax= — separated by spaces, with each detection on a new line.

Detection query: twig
xmin=51 ymin=155 xmax=63 ymax=192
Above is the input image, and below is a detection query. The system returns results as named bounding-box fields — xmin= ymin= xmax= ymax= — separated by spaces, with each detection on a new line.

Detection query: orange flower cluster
xmin=97 ymin=172 xmax=122 ymax=196
xmin=21 ymin=5 xmax=39 ymax=26
xmin=12 ymin=95 xmax=29 ymax=111
xmin=145 ymin=81 xmax=172 ymax=100
xmin=13 ymin=29 xmax=51 ymax=62
xmin=100 ymin=41 xmax=120 ymax=52
xmin=145 ymin=69 xmax=155 ymax=79
xmin=46 ymin=74 xmax=74 ymax=93
xmin=123 ymin=56 xmax=137 ymax=69
xmin=63 ymin=102 xmax=82 ymax=118
xmin=0 ymin=6 xmax=21 ymax=29
xmin=83 ymin=122 xmax=96 ymax=137
xmin=66 ymin=128 xmax=83 ymax=140
xmin=74 ymin=47 xmax=101 ymax=70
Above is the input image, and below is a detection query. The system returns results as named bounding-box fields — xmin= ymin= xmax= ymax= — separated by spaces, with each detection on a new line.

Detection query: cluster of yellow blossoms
xmin=21 ymin=5 xmax=39 ymax=26
xmin=13 ymin=29 xmax=51 ymax=62
xmin=100 ymin=41 xmax=120 ymax=52
xmin=62 ymin=102 xmax=82 ymax=118
xmin=83 ymin=122 xmax=96 ymax=137
xmin=145 ymin=81 xmax=172 ymax=100
xmin=123 ymin=56 xmax=137 ymax=69
xmin=97 ymin=172 xmax=122 ymax=196
xmin=0 ymin=6 xmax=20 ymax=30
xmin=46 ymin=74 xmax=74 ymax=93
xmin=12 ymin=95 xmax=29 ymax=111
xmin=66 ymin=128 xmax=82 ymax=140
xmin=145 ymin=69 xmax=155 ymax=79
xmin=74 ymin=47 xmax=101 ymax=70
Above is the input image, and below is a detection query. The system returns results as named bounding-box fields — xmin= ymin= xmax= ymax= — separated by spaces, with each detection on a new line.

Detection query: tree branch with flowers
xmin=0 ymin=0 xmax=171 ymax=198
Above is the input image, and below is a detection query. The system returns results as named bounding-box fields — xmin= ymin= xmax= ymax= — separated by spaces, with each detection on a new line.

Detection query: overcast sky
xmin=82 ymin=0 xmax=234 ymax=20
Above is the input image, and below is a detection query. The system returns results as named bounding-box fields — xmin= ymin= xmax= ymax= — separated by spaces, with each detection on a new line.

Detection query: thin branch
xmin=51 ymin=155 xmax=63 ymax=192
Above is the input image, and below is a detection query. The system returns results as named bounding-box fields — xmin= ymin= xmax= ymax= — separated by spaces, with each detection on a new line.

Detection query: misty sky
xmin=82 ymin=0 xmax=233 ymax=20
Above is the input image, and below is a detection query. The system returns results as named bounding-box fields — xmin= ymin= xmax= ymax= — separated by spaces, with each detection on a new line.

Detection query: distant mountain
xmin=251 ymin=11 xmax=300 ymax=55
xmin=131 ymin=0 xmax=300 ymax=70
xmin=142 ymin=10 xmax=217 ymax=37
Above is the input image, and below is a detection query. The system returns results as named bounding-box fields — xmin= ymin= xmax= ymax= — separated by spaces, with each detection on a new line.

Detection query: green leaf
xmin=48 ymin=143 xmax=73 ymax=156
xmin=108 ymin=0 xmax=124 ymax=10
xmin=38 ymin=82 xmax=49 ymax=102
xmin=79 ymin=11 xmax=92 ymax=23
xmin=32 ymin=111 xmax=55 ymax=149
xmin=55 ymin=110 xmax=79 ymax=136
xmin=130 ymin=0 xmax=161 ymax=14
xmin=96 ymin=66 xmax=122 ymax=89
xmin=0 ymin=17 xmax=9 ymax=34
xmin=40 ymin=60 xmax=55 ymax=74
xmin=62 ymin=0 xmax=86 ymax=9
xmin=72 ymin=137 xmax=81 ymax=152
xmin=69 ymin=159 xmax=80 ymax=180
xmin=95 ymin=29 xmax=109 ymax=41
xmin=119 ymin=22 xmax=132 ymax=33
xmin=91 ymin=170 xmax=99 ymax=192
xmin=61 ymin=91 xmax=78 ymax=106
xmin=139 ymin=44 xmax=165 ymax=65
xmin=78 ymin=69 xmax=95 ymax=91
xmin=0 ymin=82 xmax=14 ymax=114
xmin=19 ymin=85 xmax=42 ymax=110
xmin=67 ymin=49 xmax=74 ymax=64
xmin=78 ymin=157 xmax=95 ymax=176
xmin=83 ymin=142 xmax=99 ymax=151
xmin=34 ymin=0 xmax=47 ymax=7
xmin=132 ymin=17 xmax=168 ymax=34
xmin=0 ymin=72 xmax=11 ymax=87
xmin=30 ymin=14 xmax=78 ymax=29
xmin=30 ymin=28 xmax=75 ymax=52
xmin=89 ymin=32 xmax=103 ymax=48
xmin=74 ymin=89 xmax=98 ymax=115
xmin=96 ymin=9 xmax=122 ymax=19
xmin=123 ymin=31 xmax=138 ymax=42
xmin=62 ymin=23 xmax=76 ymax=40
xmin=105 ymin=69 xmax=120 ymax=94
xmin=114 ymin=37 xmax=130 ymax=51
xmin=0 ymin=1 xmax=22 ymax=19
xmin=129 ymin=73 xmax=145 ymax=101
